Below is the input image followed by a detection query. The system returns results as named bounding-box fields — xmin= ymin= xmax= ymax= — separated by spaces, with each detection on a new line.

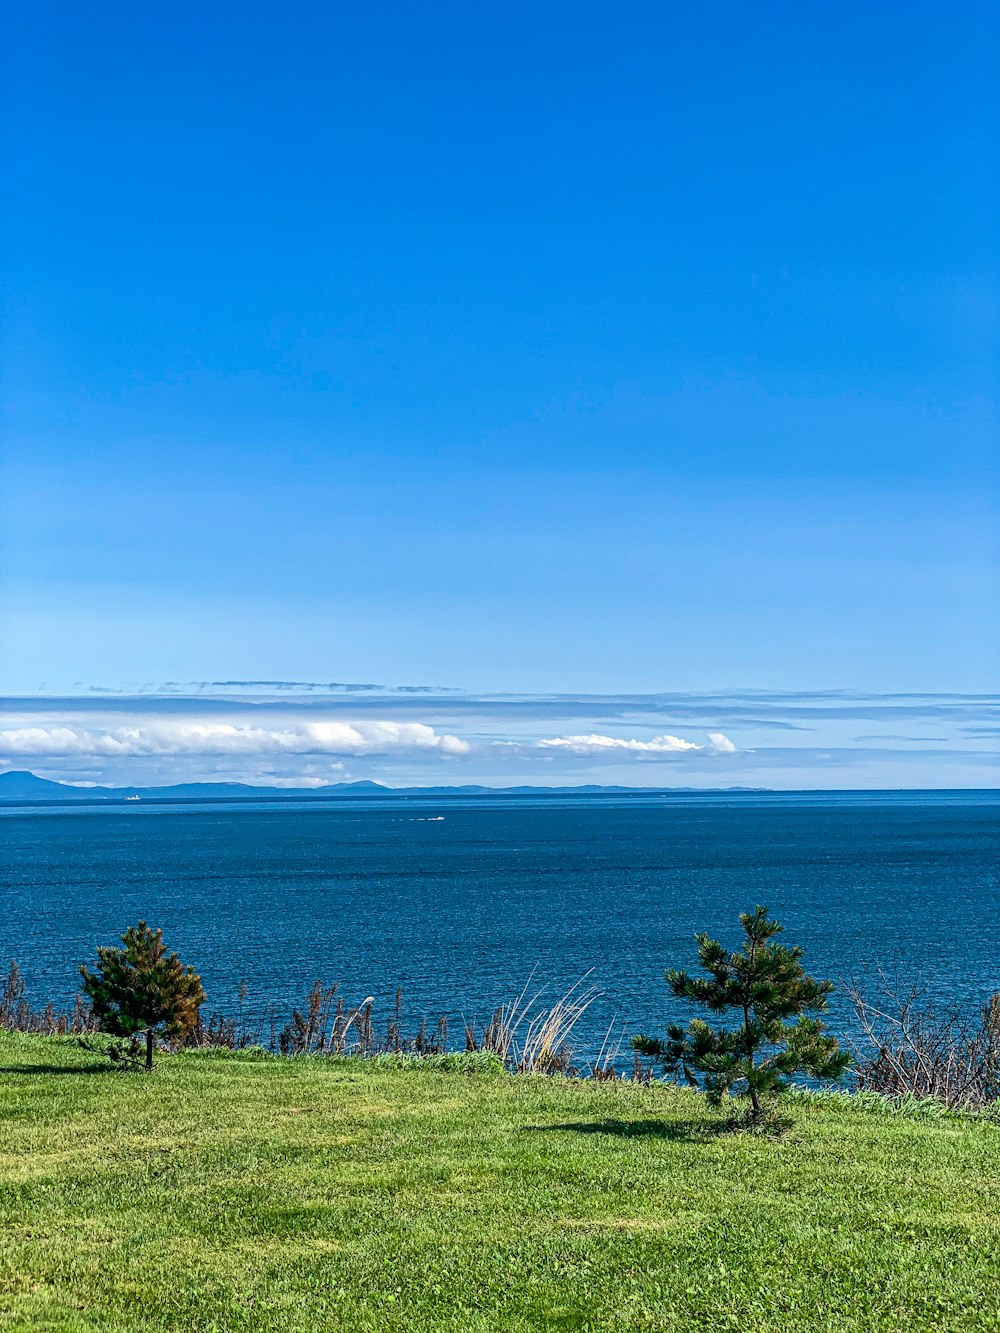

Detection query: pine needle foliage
xmin=80 ymin=922 xmax=205 ymax=1070
xmin=633 ymin=905 xmax=850 ymax=1115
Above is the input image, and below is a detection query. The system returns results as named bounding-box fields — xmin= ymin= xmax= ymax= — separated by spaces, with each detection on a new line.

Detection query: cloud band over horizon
xmin=0 ymin=688 xmax=995 ymax=790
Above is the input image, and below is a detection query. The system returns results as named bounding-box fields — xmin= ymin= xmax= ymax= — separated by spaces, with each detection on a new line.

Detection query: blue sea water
xmin=2 ymin=791 xmax=998 ymax=1062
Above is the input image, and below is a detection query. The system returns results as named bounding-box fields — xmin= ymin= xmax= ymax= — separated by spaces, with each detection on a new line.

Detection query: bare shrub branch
xmin=845 ymin=966 xmax=1000 ymax=1110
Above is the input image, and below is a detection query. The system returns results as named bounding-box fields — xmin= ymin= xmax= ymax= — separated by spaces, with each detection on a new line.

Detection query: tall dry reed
xmin=1 ymin=961 xmax=95 ymax=1035
xmin=465 ymin=970 xmax=603 ymax=1074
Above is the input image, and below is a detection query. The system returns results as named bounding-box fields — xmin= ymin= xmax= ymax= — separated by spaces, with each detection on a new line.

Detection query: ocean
xmin=2 ymin=790 xmax=998 ymax=1063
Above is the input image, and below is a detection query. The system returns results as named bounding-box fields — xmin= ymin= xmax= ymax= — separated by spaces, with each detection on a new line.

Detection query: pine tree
xmin=632 ymin=905 xmax=850 ymax=1116
xmin=80 ymin=922 xmax=205 ymax=1070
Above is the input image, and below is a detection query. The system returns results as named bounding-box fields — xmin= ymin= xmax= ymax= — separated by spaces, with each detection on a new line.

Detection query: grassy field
xmin=0 ymin=1032 xmax=997 ymax=1332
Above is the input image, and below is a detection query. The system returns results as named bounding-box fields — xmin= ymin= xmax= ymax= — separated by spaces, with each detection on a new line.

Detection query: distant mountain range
xmin=0 ymin=769 xmax=769 ymax=801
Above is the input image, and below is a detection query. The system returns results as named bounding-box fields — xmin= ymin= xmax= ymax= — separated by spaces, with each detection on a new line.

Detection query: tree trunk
xmin=744 ymin=1001 xmax=759 ymax=1116
xmin=145 ymin=1027 xmax=154 ymax=1072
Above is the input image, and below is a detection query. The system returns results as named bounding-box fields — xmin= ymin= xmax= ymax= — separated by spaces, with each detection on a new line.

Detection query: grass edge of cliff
xmin=1 ymin=1029 xmax=998 ymax=1333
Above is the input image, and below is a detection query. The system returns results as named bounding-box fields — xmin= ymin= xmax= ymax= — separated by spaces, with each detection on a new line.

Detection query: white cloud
xmin=0 ymin=726 xmax=85 ymax=756
xmin=0 ymin=720 xmax=470 ymax=760
xmin=536 ymin=732 xmax=702 ymax=756
xmin=708 ymin=732 xmax=738 ymax=753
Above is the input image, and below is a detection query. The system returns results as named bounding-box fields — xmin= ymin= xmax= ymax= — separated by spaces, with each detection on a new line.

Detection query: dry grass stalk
xmin=518 ymin=973 xmax=602 ymax=1074
xmin=1 ymin=961 xmax=95 ymax=1035
xmin=466 ymin=971 xmax=603 ymax=1074
xmin=588 ymin=1017 xmax=626 ymax=1081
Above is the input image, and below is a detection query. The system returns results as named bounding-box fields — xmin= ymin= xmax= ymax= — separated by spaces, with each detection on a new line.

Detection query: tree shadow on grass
xmin=527 ymin=1112 xmax=789 ymax=1141
xmin=526 ymin=1118 xmax=710 ymax=1142
xmin=0 ymin=1063 xmax=113 ymax=1076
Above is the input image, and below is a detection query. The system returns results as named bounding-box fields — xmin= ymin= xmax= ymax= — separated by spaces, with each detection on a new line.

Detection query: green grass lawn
xmin=0 ymin=1032 xmax=997 ymax=1332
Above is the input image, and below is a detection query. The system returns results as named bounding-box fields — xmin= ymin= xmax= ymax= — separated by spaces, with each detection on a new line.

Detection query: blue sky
xmin=1 ymin=2 xmax=997 ymax=787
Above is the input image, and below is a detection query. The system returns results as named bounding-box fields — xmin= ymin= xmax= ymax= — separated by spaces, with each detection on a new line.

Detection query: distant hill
xmin=0 ymin=770 xmax=78 ymax=798
xmin=0 ymin=771 xmax=392 ymax=800
xmin=0 ymin=769 xmax=769 ymax=801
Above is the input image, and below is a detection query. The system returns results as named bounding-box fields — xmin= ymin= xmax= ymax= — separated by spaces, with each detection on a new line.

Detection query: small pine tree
xmin=80 ymin=922 xmax=205 ymax=1071
xmin=632 ymin=905 xmax=850 ymax=1116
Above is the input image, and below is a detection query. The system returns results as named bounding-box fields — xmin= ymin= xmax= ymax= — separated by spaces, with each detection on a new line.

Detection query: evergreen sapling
xmin=633 ymin=905 xmax=850 ymax=1116
xmin=80 ymin=921 xmax=205 ymax=1070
